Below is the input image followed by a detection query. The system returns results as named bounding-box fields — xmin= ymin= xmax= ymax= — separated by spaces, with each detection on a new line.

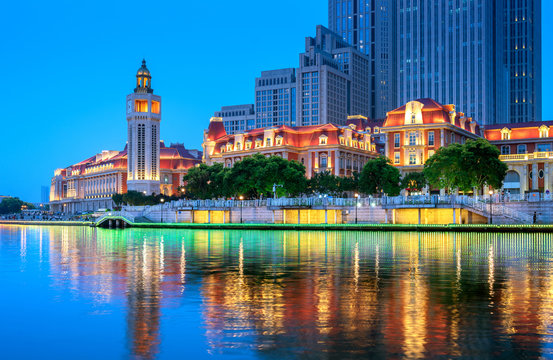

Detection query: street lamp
xmin=239 ymin=196 xmax=244 ymax=224
xmin=354 ymin=193 xmax=359 ymax=224
xmin=488 ymin=190 xmax=493 ymax=225
xmin=160 ymin=198 xmax=165 ymax=223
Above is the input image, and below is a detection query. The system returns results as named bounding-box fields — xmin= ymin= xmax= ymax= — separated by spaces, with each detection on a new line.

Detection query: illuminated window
xmin=275 ymin=135 xmax=283 ymax=145
xmin=409 ymin=152 xmax=417 ymax=165
xmin=428 ymin=150 xmax=435 ymax=159
xmin=151 ymin=101 xmax=160 ymax=114
xmin=319 ymin=135 xmax=328 ymax=145
xmin=265 ymin=138 xmax=272 ymax=147
xmin=255 ymin=139 xmax=263 ymax=148
xmin=245 ymin=140 xmax=252 ymax=150
xmin=220 ymin=145 xmax=225 ymax=153
xmin=236 ymin=142 xmax=242 ymax=151
xmin=409 ymin=132 xmax=417 ymax=146
xmin=540 ymin=126 xmax=549 ymax=138
xmin=339 ymin=136 xmax=345 ymax=145
xmin=134 ymin=100 xmax=148 ymax=112
xmin=394 ymin=152 xmax=400 ymax=164
xmin=501 ymin=128 xmax=511 ymax=140
xmin=394 ymin=133 xmax=400 ymax=148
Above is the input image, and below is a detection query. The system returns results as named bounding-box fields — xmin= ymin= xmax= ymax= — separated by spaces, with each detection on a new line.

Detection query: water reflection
xmin=2 ymin=225 xmax=553 ymax=359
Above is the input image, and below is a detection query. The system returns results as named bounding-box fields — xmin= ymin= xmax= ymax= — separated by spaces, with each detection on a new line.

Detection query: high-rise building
xmin=503 ymin=0 xmax=542 ymax=123
xmin=126 ymin=60 xmax=162 ymax=195
xmin=394 ymin=1 xmax=508 ymax=126
xmin=41 ymin=186 xmax=49 ymax=204
xmin=214 ymin=104 xmax=255 ymax=135
xmin=328 ymin=0 xmax=395 ymax=119
xmin=329 ymin=0 xmax=541 ymax=125
xmin=297 ymin=25 xmax=370 ymax=126
xmin=255 ymin=69 xmax=297 ymax=128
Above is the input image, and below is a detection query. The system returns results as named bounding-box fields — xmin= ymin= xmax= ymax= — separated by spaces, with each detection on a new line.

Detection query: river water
xmin=1 ymin=225 xmax=553 ymax=359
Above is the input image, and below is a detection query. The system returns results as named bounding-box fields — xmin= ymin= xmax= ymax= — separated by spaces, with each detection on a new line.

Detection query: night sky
xmin=1 ymin=0 xmax=551 ymax=202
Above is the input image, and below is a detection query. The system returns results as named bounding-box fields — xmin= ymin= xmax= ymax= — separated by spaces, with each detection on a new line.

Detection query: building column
xmin=545 ymin=163 xmax=550 ymax=193
xmin=532 ymin=163 xmax=539 ymax=191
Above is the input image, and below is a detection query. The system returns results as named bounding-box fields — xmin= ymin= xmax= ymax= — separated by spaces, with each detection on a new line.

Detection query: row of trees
xmin=112 ymin=138 xmax=506 ymax=203
xmin=112 ymin=191 xmax=181 ymax=207
xmin=0 ymin=197 xmax=36 ymax=214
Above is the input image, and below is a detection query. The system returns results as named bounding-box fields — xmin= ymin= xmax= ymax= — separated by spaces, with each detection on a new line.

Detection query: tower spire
xmin=135 ymin=59 xmax=153 ymax=94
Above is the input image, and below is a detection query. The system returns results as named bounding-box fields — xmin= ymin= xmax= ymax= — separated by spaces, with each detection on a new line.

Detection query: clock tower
xmin=126 ymin=60 xmax=161 ymax=195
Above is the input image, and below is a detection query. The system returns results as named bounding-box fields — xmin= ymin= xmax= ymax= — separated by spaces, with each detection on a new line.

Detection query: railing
xmin=95 ymin=211 xmax=136 ymax=224
xmin=500 ymin=151 xmax=553 ymax=161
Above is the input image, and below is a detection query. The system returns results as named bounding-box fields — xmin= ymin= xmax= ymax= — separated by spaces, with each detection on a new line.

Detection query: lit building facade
xmin=485 ymin=121 xmax=553 ymax=194
xmin=297 ymin=26 xmax=370 ymax=127
xmin=50 ymin=61 xmax=202 ymax=213
xmin=126 ymin=60 xmax=162 ymax=195
xmin=255 ymin=68 xmax=297 ymax=128
xmin=328 ymin=0 xmax=395 ymax=119
xmin=214 ymin=104 xmax=255 ymax=135
xmin=380 ymin=99 xmax=481 ymax=173
xmin=203 ymin=115 xmax=378 ymax=178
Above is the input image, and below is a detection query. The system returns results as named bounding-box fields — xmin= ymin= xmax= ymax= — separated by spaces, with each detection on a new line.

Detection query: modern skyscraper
xmin=126 ymin=60 xmax=161 ymax=195
xmin=214 ymin=104 xmax=255 ymax=135
xmin=329 ymin=0 xmax=541 ymax=125
xmin=297 ymin=25 xmax=370 ymax=126
xmin=255 ymin=68 xmax=297 ymax=128
xmin=503 ymin=0 xmax=542 ymax=123
xmin=394 ymin=1 xmax=509 ymax=126
xmin=328 ymin=0 xmax=394 ymax=120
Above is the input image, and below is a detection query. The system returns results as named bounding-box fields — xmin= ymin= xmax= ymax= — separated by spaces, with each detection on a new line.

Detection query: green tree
xmin=424 ymin=139 xmax=507 ymax=193
xmin=0 ymin=197 xmax=25 ymax=214
xmin=463 ymin=138 xmax=508 ymax=190
xmin=112 ymin=193 xmax=124 ymax=206
xmin=359 ymin=156 xmax=401 ymax=196
xmin=401 ymin=172 xmax=427 ymax=192
xmin=308 ymin=171 xmax=340 ymax=196
xmin=424 ymin=144 xmax=468 ymax=192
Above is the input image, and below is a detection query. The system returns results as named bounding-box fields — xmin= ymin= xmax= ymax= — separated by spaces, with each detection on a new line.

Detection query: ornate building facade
xmin=203 ymin=115 xmax=379 ymax=178
xmin=380 ymin=99 xmax=482 ymax=173
xmin=50 ymin=62 xmax=202 ymax=213
xmin=485 ymin=121 xmax=553 ymax=195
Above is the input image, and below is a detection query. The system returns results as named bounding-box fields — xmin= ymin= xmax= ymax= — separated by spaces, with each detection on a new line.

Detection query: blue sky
xmin=0 ymin=0 xmax=551 ymax=202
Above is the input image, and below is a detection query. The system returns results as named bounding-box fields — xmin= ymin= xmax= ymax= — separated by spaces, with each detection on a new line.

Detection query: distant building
xmin=203 ymin=116 xmax=378 ymax=179
xmin=297 ymin=25 xmax=370 ymax=127
xmin=214 ymin=104 xmax=256 ymax=135
xmin=255 ymin=68 xmax=297 ymax=128
xmin=328 ymin=0 xmax=394 ymax=119
xmin=50 ymin=61 xmax=202 ymax=214
xmin=41 ymin=186 xmax=49 ymax=204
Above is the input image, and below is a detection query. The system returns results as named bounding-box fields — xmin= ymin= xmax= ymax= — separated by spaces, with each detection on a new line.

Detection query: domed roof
xmin=137 ymin=59 xmax=151 ymax=77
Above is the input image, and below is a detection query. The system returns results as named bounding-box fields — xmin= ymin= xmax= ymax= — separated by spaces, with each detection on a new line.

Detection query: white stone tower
xmin=126 ymin=60 xmax=161 ymax=195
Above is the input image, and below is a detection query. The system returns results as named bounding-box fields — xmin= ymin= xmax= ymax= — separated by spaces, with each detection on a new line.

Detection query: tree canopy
xmin=183 ymin=154 xmax=307 ymax=199
xmin=424 ymin=138 xmax=507 ymax=193
xmin=401 ymin=172 xmax=427 ymax=192
xmin=359 ymin=156 xmax=401 ymax=196
xmin=0 ymin=197 xmax=35 ymax=214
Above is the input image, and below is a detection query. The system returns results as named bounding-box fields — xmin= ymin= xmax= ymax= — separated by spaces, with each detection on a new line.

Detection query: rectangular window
xmin=409 ymin=132 xmax=417 ymax=146
xmin=320 ymin=156 xmax=327 ymax=168
xmin=517 ymin=144 xmax=527 ymax=154
xmin=409 ymin=152 xmax=417 ymax=165
xmin=428 ymin=131 xmax=435 ymax=146
xmin=394 ymin=152 xmax=400 ymax=164
xmin=501 ymin=146 xmax=511 ymax=155
xmin=537 ymin=143 xmax=552 ymax=152
xmin=394 ymin=133 xmax=400 ymax=148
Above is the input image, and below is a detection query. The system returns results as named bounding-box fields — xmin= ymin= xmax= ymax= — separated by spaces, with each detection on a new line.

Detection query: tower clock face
xmin=127 ymin=100 xmax=132 ymax=113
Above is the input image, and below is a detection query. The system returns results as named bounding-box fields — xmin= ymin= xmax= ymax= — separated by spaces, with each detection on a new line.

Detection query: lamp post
xmin=354 ymin=193 xmax=359 ymax=224
xmin=488 ymin=190 xmax=493 ymax=225
xmin=239 ymin=195 xmax=244 ymax=224
xmin=160 ymin=198 xmax=165 ymax=223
